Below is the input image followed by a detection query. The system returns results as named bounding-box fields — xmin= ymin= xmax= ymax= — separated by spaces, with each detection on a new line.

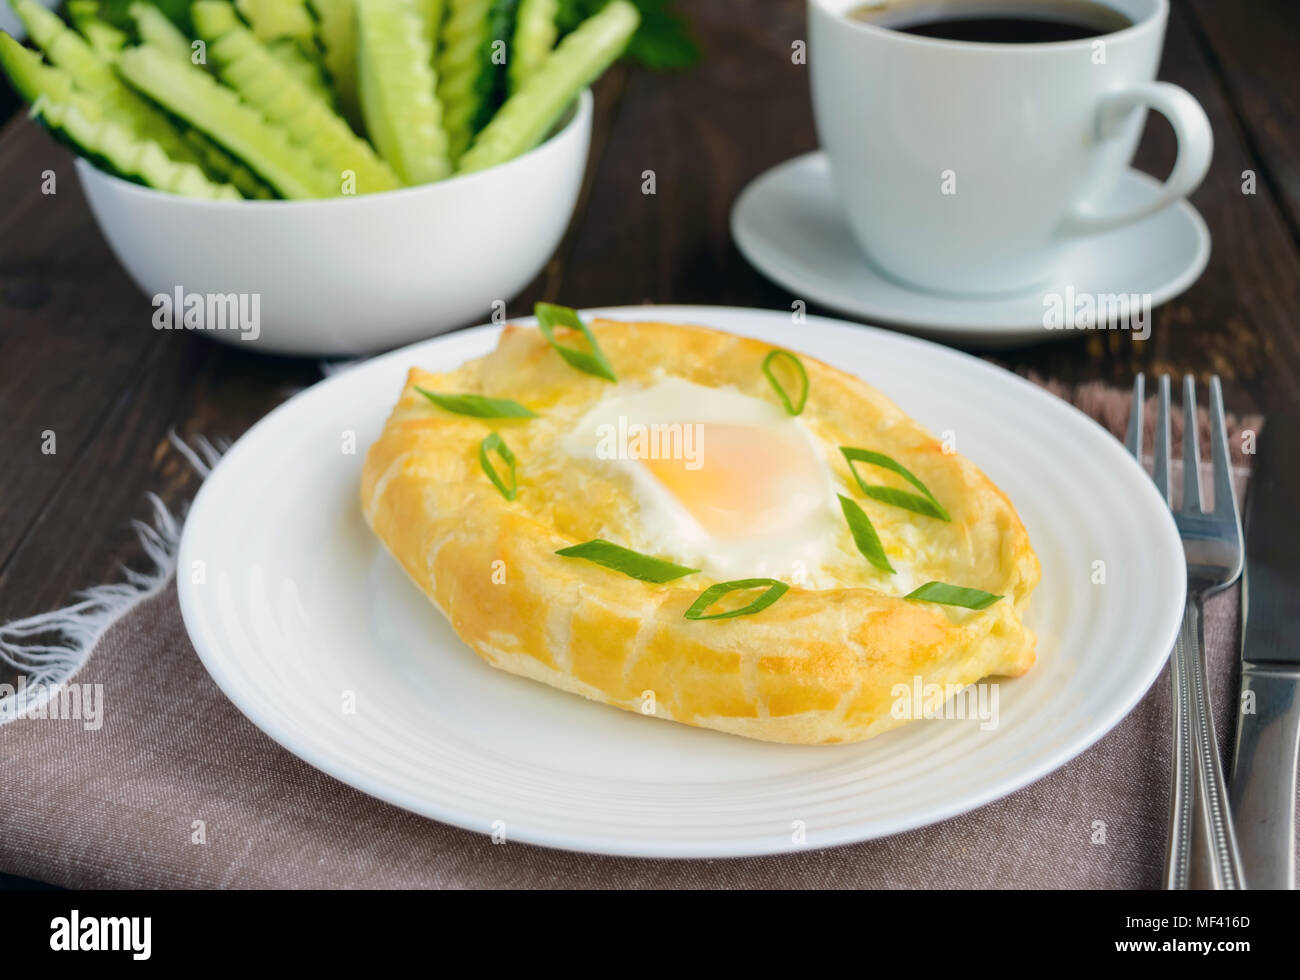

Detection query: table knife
xmin=1230 ymin=415 xmax=1300 ymax=890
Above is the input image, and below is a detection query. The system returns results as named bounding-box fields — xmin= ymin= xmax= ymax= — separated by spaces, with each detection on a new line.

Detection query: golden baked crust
xmin=361 ymin=318 xmax=1039 ymax=744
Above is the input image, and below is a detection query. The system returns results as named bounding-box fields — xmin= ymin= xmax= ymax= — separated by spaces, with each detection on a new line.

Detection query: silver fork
xmin=1127 ymin=374 xmax=1246 ymax=889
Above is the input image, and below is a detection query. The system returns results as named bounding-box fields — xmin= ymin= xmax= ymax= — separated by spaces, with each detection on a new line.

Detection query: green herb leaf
xmin=840 ymin=447 xmax=951 ymax=521
xmin=838 ymin=494 xmax=894 ymax=573
xmin=555 ymin=539 xmax=698 ymax=583
xmin=684 ymin=578 xmax=790 ymax=621
xmin=534 ymin=302 xmax=617 ymax=381
xmin=416 ymin=387 xmax=536 ymax=419
xmin=762 ymin=349 xmax=809 ymax=415
xmin=904 ymin=581 xmax=1002 ymax=610
xmin=479 ymin=433 xmax=519 ymax=500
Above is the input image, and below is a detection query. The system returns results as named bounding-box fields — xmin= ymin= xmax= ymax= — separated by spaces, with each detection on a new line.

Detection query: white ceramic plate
xmin=731 ymin=153 xmax=1210 ymax=347
xmin=178 ymin=306 xmax=1187 ymax=858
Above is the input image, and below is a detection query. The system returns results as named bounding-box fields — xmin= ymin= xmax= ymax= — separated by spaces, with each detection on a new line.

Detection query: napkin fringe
xmin=0 ymin=433 xmax=224 ymax=724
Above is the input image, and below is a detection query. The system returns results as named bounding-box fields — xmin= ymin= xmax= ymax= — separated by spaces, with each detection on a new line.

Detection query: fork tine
xmin=1154 ymin=375 xmax=1172 ymax=503
xmin=1126 ymin=373 xmax=1145 ymax=458
xmin=1181 ymin=376 xmax=1203 ymax=514
xmin=1208 ymin=376 xmax=1237 ymax=520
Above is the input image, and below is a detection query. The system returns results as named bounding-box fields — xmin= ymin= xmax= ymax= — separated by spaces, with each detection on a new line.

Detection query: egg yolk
xmin=638 ymin=423 xmax=827 ymax=539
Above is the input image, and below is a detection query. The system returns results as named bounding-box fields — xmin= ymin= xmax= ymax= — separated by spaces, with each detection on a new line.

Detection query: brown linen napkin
xmin=0 ymin=386 xmax=1286 ymax=889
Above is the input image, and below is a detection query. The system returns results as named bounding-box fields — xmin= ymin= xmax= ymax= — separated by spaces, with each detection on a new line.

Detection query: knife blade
xmin=1230 ymin=415 xmax=1300 ymax=890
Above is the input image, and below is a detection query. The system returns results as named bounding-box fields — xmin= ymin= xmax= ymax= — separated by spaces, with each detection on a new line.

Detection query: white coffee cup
xmin=808 ymin=0 xmax=1212 ymax=295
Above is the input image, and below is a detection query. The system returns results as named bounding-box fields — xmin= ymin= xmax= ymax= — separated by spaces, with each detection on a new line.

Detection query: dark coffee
xmin=848 ymin=0 xmax=1133 ymax=44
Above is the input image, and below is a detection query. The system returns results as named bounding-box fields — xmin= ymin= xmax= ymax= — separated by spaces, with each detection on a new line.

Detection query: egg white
xmin=563 ymin=377 xmax=882 ymax=586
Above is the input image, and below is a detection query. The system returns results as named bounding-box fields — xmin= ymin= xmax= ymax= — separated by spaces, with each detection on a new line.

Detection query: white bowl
xmin=76 ymin=90 xmax=592 ymax=356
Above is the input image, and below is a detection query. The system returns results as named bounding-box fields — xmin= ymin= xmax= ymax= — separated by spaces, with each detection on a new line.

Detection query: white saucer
xmin=731 ymin=152 xmax=1210 ymax=347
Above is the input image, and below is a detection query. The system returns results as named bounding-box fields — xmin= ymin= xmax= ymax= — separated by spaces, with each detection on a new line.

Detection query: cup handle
xmin=1064 ymin=81 xmax=1213 ymax=235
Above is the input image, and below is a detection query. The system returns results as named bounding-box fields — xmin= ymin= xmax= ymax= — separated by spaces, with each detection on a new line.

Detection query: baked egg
xmin=361 ymin=310 xmax=1039 ymax=744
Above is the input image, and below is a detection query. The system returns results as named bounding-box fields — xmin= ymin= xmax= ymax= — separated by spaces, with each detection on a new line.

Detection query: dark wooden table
xmin=0 ymin=0 xmax=1297 ymax=886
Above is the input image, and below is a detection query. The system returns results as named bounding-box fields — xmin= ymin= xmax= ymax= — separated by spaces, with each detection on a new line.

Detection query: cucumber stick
xmin=309 ymin=0 xmax=361 ymax=130
xmin=412 ymin=0 xmax=444 ymax=53
xmin=459 ymin=0 xmax=637 ymax=173
xmin=192 ymin=1 xmax=398 ymax=193
xmin=0 ymin=34 xmax=117 ymax=134
xmin=124 ymin=7 xmax=274 ymax=196
xmin=11 ymin=0 xmax=204 ymax=167
xmin=181 ymin=127 xmax=275 ymax=198
xmin=0 ymin=35 xmax=240 ymax=199
xmin=32 ymin=96 xmax=242 ymax=199
xmin=356 ymin=0 xmax=450 ymax=184
xmin=469 ymin=0 xmax=518 ymax=134
xmin=510 ymin=0 xmax=556 ymax=93
xmin=26 ymin=2 xmax=269 ymax=197
xmin=435 ymin=0 xmax=492 ymax=163
xmin=236 ymin=0 xmax=315 ymax=40
xmin=65 ymin=1 xmax=129 ymax=58
xmin=234 ymin=0 xmax=333 ymax=104
xmin=265 ymin=37 xmax=335 ymax=105
xmin=0 ymin=32 xmax=81 ymax=105
xmin=117 ymin=45 xmax=339 ymax=198
xmin=129 ymin=2 xmax=195 ymax=64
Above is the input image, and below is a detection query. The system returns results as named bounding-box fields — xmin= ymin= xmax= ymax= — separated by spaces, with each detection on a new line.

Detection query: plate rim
xmin=178 ymin=304 xmax=1188 ymax=858
xmin=730 ymin=151 xmax=1211 ymax=340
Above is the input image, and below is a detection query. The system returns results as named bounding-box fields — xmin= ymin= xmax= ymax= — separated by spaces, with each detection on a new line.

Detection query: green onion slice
xmin=840 ymin=447 xmax=951 ymax=521
xmin=762 ymin=349 xmax=809 ymax=415
xmin=479 ymin=433 xmax=518 ymax=500
xmin=416 ymin=387 xmax=536 ymax=419
xmin=684 ymin=578 xmax=790 ymax=621
xmin=555 ymin=539 xmax=698 ymax=583
xmin=904 ymin=581 xmax=1002 ymax=610
xmin=535 ymin=303 xmax=617 ymax=382
xmin=838 ymin=494 xmax=894 ymax=573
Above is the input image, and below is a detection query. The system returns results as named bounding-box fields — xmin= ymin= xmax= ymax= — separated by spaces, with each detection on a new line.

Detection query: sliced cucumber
xmin=192 ymin=0 xmax=399 ymax=193
xmin=66 ymin=1 xmax=129 ymax=58
xmin=265 ymin=36 xmax=334 ymax=105
xmin=234 ymin=0 xmax=334 ymax=104
xmin=31 ymin=95 xmax=242 ymax=199
xmin=0 ymin=30 xmax=114 ymax=124
xmin=0 ymin=30 xmax=79 ymax=104
xmin=437 ymin=0 xmax=523 ymax=159
xmin=129 ymin=2 xmax=195 ymax=64
xmin=132 ymin=6 xmax=275 ymax=196
xmin=509 ymin=0 xmax=556 ymax=93
xmin=356 ymin=0 xmax=450 ymax=184
xmin=0 ymin=35 xmax=241 ymax=199
xmin=458 ymin=0 xmax=636 ymax=173
xmin=309 ymin=0 xmax=361 ymax=130
xmin=468 ymin=0 xmax=518 ymax=135
xmin=117 ymin=44 xmax=338 ymax=198
xmin=235 ymin=0 xmax=316 ymax=40
xmin=435 ymin=0 xmax=492 ymax=163
xmin=0 ymin=23 xmax=267 ymax=198
xmin=181 ymin=126 xmax=275 ymax=197
xmin=10 ymin=0 xmax=204 ymax=167
xmin=412 ymin=0 xmax=444 ymax=53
